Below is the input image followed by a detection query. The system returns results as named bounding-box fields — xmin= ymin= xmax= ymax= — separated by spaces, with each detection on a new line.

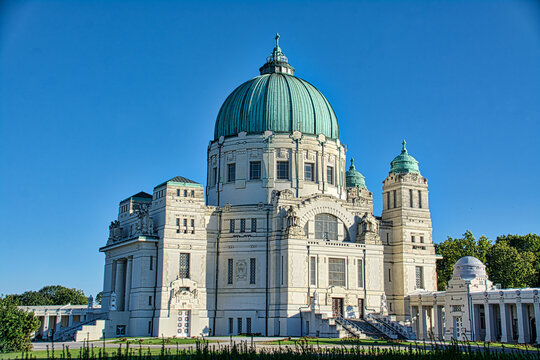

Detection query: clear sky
xmin=1 ymin=1 xmax=539 ymax=298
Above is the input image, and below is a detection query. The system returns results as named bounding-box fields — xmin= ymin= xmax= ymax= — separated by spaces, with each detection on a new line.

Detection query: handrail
xmin=54 ymin=314 xmax=105 ymax=340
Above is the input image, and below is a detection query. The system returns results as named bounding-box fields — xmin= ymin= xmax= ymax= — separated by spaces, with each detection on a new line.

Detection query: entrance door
xmin=332 ymin=298 xmax=344 ymax=317
xmin=454 ymin=316 xmax=463 ymax=339
xmin=358 ymin=299 xmax=364 ymax=318
xmin=177 ymin=310 xmax=190 ymax=338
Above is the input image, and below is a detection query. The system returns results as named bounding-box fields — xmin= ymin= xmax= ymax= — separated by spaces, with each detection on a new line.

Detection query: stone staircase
xmin=366 ymin=313 xmax=416 ymax=340
xmin=54 ymin=316 xmax=106 ymax=341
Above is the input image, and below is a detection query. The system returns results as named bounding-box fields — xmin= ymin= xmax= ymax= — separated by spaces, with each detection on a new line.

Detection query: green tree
xmin=0 ymin=296 xmax=40 ymax=353
xmin=486 ymin=240 xmax=537 ymax=288
xmin=495 ymin=234 xmax=540 ymax=287
xmin=8 ymin=286 xmax=88 ymax=306
xmin=95 ymin=291 xmax=103 ymax=305
xmin=435 ymin=230 xmax=492 ymax=290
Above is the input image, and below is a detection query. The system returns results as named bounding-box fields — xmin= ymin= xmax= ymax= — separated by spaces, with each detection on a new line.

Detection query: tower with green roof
xmin=381 ymin=141 xmax=437 ymax=320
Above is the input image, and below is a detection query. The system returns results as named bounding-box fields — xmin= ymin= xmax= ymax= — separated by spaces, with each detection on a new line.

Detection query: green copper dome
xmin=346 ymin=158 xmax=366 ymax=189
xmin=390 ymin=140 xmax=420 ymax=174
xmin=214 ymin=35 xmax=339 ymax=141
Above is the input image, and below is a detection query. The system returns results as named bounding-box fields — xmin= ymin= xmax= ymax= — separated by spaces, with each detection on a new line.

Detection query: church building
xmin=99 ymin=35 xmax=439 ymax=338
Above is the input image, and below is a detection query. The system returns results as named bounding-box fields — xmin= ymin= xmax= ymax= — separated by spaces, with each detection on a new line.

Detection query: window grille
xmin=229 ymin=219 xmax=235 ymax=233
xmin=246 ymin=318 xmax=252 ymax=334
xmin=326 ymin=166 xmax=334 ymax=185
xmin=250 ymin=258 xmax=256 ymax=284
xmin=386 ymin=192 xmax=390 ymax=210
xmin=276 ymin=161 xmax=289 ymax=180
xmin=240 ymin=219 xmax=246 ymax=233
xmin=410 ymin=189 xmax=413 ymax=207
xmin=228 ymin=318 xmax=233 ymax=334
xmin=251 ymin=218 xmax=257 ymax=232
xmin=418 ymin=190 xmax=422 ymax=208
xmin=227 ymin=259 xmax=233 ymax=284
xmin=237 ymin=318 xmax=242 ymax=334
xmin=415 ymin=266 xmax=424 ymax=289
xmin=184 ymin=190 xmax=188 ymax=197
xmin=357 ymin=259 xmax=364 ymax=288
xmin=393 ymin=190 xmax=397 ymax=208
xmin=304 ymin=163 xmax=314 ymax=181
xmin=179 ymin=253 xmax=190 ymax=279
xmin=315 ymin=214 xmax=338 ymax=241
xmin=228 ymin=163 xmax=236 ymax=182
xmin=328 ymin=258 xmax=346 ymax=287
xmin=310 ymin=256 xmax=316 ymax=286
xmin=250 ymin=161 xmax=261 ymax=180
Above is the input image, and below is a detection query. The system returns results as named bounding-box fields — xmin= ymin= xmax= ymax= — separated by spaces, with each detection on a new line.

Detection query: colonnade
xmin=111 ymin=256 xmax=133 ymax=311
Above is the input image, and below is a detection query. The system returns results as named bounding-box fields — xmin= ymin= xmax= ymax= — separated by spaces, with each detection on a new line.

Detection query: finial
xmin=275 ymin=33 xmax=280 ymax=48
xmin=402 ymin=139 xmax=407 ymax=153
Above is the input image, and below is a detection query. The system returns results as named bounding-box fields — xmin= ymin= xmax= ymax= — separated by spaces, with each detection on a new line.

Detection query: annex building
xmin=97 ymin=35 xmax=439 ymax=339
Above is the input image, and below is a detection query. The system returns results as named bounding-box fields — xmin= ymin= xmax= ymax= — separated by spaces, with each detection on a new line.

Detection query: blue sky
xmin=1 ymin=1 xmax=539 ymax=297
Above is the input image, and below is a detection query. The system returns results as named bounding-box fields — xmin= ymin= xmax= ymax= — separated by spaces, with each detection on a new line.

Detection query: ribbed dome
xmin=452 ymin=256 xmax=487 ymax=280
xmin=390 ymin=140 xmax=420 ymax=174
xmin=214 ymin=35 xmax=339 ymax=141
xmin=346 ymin=158 xmax=366 ymax=189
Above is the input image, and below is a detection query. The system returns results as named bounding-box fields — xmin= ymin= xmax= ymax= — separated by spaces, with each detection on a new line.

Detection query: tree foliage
xmin=95 ymin=291 xmax=103 ymax=305
xmin=0 ymin=296 xmax=40 ymax=353
xmin=7 ymin=285 xmax=88 ymax=306
xmin=436 ymin=232 xmax=539 ymax=290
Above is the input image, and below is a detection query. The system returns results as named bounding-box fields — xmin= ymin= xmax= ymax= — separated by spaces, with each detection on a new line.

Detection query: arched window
xmin=315 ymin=214 xmax=338 ymax=241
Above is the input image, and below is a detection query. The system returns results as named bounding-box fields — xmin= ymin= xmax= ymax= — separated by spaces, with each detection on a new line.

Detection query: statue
xmin=284 ymin=206 xmax=303 ymax=237
xmin=88 ymin=295 xmax=94 ymax=308
xmin=110 ymin=291 xmax=117 ymax=311
xmin=286 ymin=206 xmax=299 ymax=228
xmin=311 ymin=290 xmax=319 ymax=310
xmin=361 ymin=212 xmax=377 ymax=233
xmin=380 ymin=292 xmax=388 ymax=315
xmin=357 ymin=213 xmax=381 ymax=244
xmin=108 ymin=220 xmax=122 ymax=242
xmin=136 ymin=206 xmax=156 ymax=236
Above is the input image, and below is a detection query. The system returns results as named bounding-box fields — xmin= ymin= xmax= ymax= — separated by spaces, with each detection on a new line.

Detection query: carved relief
xmin=236 ymin=260 xmax=247 ymax=281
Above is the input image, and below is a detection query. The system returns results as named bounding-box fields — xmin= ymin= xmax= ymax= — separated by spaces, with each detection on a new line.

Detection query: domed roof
xmin=214 ymin=35 xmax=339 ymax=141
xmin=452 ymin=256 xmax=486 ymax=280
xmin=390 ymin=140 xmax=420 ymax=174
xmin=346 ymin=158 xmax=366 ymax=189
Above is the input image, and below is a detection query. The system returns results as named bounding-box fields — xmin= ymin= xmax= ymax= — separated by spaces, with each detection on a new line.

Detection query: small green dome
xmin=390 ymin=140 xmax=420 ymax=174
xmin=214 ymin=35 xmax=339 ymax=141
xmin=346 ymin=158 xmax=366 ymax=189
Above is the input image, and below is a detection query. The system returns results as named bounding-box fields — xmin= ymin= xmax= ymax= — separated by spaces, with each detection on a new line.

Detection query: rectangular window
xmin=415 ymin=266 xmax=424 ymax=289
xmin=246 ymin=318 xmax=252 ymax=334
xmin=304 ymin=163 xmax=314 ymax=181
xmin=386 ymin=192 xmax=390 ymax=210
xmin=176 ymin=218 xmax=180 ymax=226
xmin=276 ymin=161 xmax=289 ymax=180
xmin=388 ymin=268 xmax=392 ymax=282
xmin=150 ymin=256 xmax=153 ymax=270
xmin=240 ymin=219 xmax=246 ymax=233
xmin=148 ymin=296 xmax=152 ymax=306
xmin=328 ymin=258 xmax=346 ymax=287
xmin=326 ymin=166 xmax=334 ymax=185
xmin=251 ymin=218 xmax=257 ymax=232
xmin=411 ymin=236 xmax=416 ymax=243
xmin=237 ymin=318 xmax=242 ymax=334
xmin=227 ymin=259 xmax=233 ymax=284
xmin=184 ymin=189 xmax=188 ymax=197
xmin=250 ymin=258 xmax=256 ymax=284
xmin=409 ymin=189 xmax=413 ymax=207
xmin=212 ymin=167 xmax=217 ymax=186
xmin=228 ymin=318 xmax=233 ymax=334
xmin=393 ymin=190 xmax=397 ymax=208
xmin=191 ymin=190 xmax=194 ymax=197
xmin=418 ymin=190 xmax=422 ymax=208
xmin=229 ymin=219 xmax=235 ymax=233
xmin=250 ymin=161 xmax=261 ymax=180
xmin=177 ymin=189 xmax=180 ymax=196
xmin=310 ymin=256 xmax=317 ymax=286
xmin=420 ymin=236 xmax=424 ymax=243
xmin=148 ymin=321 xmax=151 ymax=334
xmin=227 ymin=163 xmax=236 ymax=182
xmin=179 ymin=253 xmax=190 ymax=279
xmin=357 ymin=259 xmax=364 ymax=288
xmin=190 ymin=219 xmax=195 ymax=227
xmin=184 ymin=218 xmax=188 ymax=226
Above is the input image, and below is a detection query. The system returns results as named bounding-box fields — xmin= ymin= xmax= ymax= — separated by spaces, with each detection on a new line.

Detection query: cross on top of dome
xmin=259 ymin=33 xmax=295 ymax=75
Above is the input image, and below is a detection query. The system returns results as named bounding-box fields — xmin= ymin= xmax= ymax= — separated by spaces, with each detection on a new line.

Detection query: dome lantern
xmin=259 ymin=33 xmax=295 ymax=75
xmin=390 ymin=140 xmax=420 ymax=174
xmin=345 ymin=158 xmax=367 ymax=189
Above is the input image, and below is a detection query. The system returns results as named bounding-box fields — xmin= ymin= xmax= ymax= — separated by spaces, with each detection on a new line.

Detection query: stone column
xmin=42 ymin=315 xmax=50 ymax=338
xmin=484 ymin=303 xmax=492 ymax=342
xmin=534 ymin=302 xmax=540 ymax=344
xmin=125 ymin=257 xmax=133 ymax=311
xmin=516 ymin=302 xmax=528 ymax=343
xmin=432 ymin=306 xmax=439 ymax=339
xmin=55 ymin=313 xmax=62 ymax=332
xmin=115 ymin=259 xmax=126 ymax=311
xmin=500 ymin=303 xmax=509 ymax=343
xmin=68 ymin=315 xmax=73 ymax=328
xmin=418 ymin=306 xmax=425 ymax=340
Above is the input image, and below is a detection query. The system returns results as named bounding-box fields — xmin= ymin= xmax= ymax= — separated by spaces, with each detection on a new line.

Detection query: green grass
xmin=265 ymin=337 xmax=397 ymax=346
xmin=112 ymin=338 xmax=211 ymax=345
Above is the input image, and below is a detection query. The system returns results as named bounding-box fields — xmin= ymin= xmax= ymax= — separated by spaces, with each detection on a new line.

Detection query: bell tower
xmin=381 ymin=141 xmax=438 ymax=319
